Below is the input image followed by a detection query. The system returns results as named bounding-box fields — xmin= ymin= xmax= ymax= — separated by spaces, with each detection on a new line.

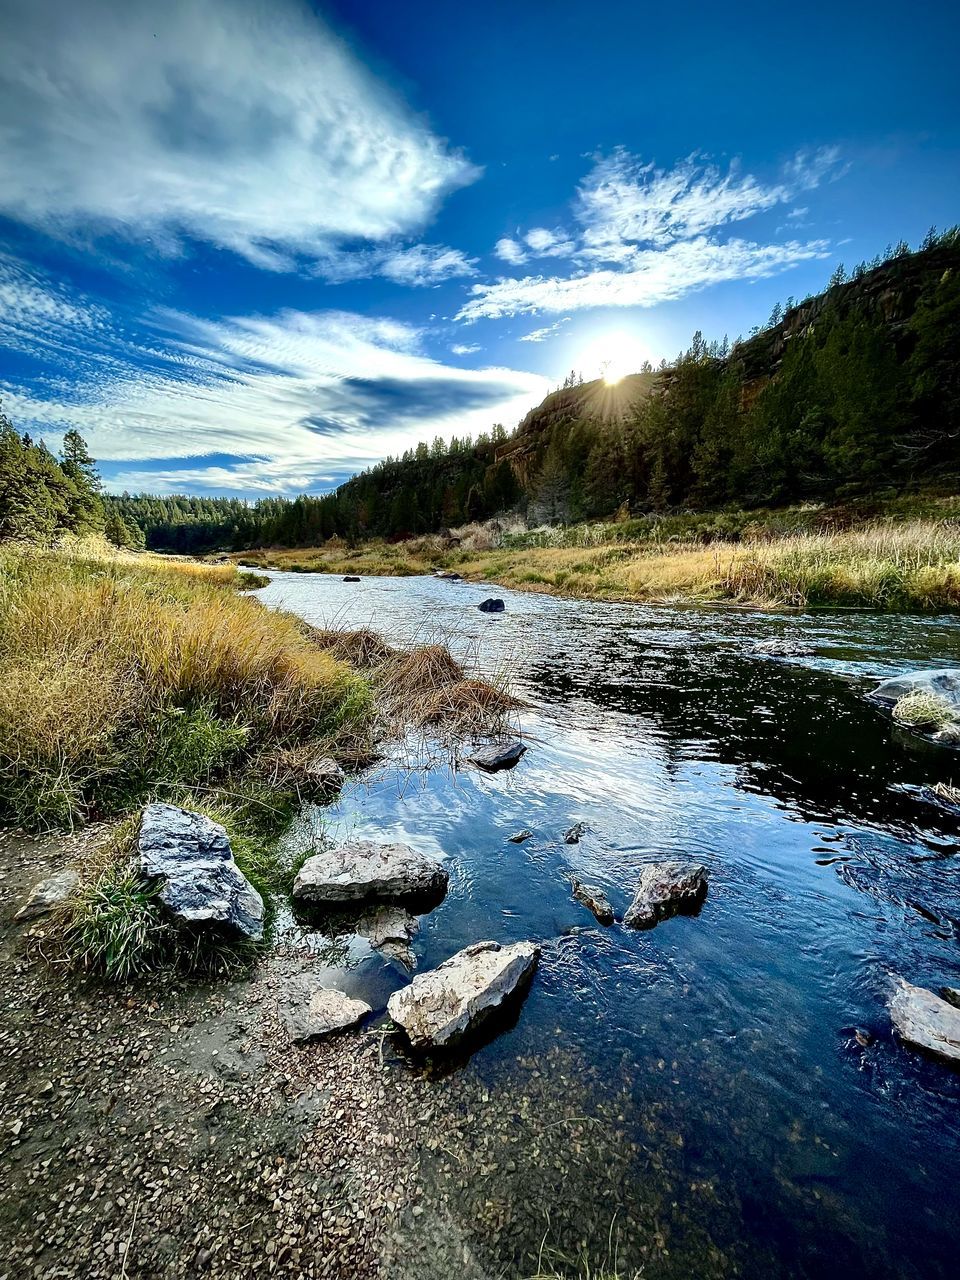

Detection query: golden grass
xmin=239 ymin=518 xmax=960 ymax=611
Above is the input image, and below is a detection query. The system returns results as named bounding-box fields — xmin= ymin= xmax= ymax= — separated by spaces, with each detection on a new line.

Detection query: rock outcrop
xmin=570 ymin=877 xmax=614 ymax=925
xmin=137 ymin=804 xmax=264 ymax=942
xmin=292 ymin=839 xmax=448 ymax=907
xmin=623 ymin=861 xmax=708 ymax=930
xmin=387 ymin=940 xmax=540 ymax=1050
xmin=890 ymin=978 xmax=960 ymax=1064
xmin=15 ymin=869 xmax=79 ymax=922
xmin=468 ymin=740 xmax=526 ymax=772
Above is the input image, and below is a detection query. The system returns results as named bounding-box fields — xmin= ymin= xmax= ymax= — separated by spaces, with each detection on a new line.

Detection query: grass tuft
xmin=892 ymin=691 xmax=958 ymax=730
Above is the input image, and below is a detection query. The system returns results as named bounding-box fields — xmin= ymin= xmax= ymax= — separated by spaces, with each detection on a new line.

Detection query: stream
xmin=255 ymin=569 xmax=960 ymax=1279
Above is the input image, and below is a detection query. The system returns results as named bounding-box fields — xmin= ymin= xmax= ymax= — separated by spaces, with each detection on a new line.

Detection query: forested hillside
xmin=4 ymin=229 xmax=958 ymax=556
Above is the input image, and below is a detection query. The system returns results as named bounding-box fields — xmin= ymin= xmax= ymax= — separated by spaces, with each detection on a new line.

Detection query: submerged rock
xmin=508 ymin=830 xmax=534 ymax=844
xmin=292 ymin=839 xmax=448 ymax=907
xmin=623 ymin=861 xmax=708 ymax=930
xmin=387 ymin=940 xmax=539 ymax=1050
xmin=15 ymin=868 xmax=79 ymax=922
xmin=478 ymin=598 xmax=505 ymax=613
xmin=303 ymin=756 xmax=345 ymax=792
xmin=355 ymin=905 xmax=420 ymax=970
xmin=277 ymin=973 xmax=371 ymax=1043
xmin=563 ymin=822 xmax=588 ymax=844
xmin=569 ymin=877 xmax=614 ymax=925
xmin=890 ymin=978 xmax=960 ymax=1064
xmin=469 ymin=740 xmax=526 ymax=772
xmin=751 ymin=638 xmax=815 ymax=658
xmin=137 ymin=804 xmax=264 ymax=941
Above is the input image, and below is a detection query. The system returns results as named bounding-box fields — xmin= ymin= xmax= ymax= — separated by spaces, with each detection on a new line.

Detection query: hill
xmin=106 ymin=228 xmax=960 ymax=553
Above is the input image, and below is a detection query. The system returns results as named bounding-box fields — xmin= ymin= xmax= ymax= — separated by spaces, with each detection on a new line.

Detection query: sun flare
xmin=576 ymin=330 xmax=644 ymax=385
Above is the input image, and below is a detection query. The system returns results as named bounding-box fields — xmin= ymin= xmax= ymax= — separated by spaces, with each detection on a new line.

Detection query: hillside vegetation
xmin=109 ymin=229 xmax=960 ymax=554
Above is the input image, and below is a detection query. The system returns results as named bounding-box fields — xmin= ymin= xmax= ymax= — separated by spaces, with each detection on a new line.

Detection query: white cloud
xmin=495 ymin=237 xmax=528 ymax=265
xmin=379 ymin=244 xmax=478 ymax=286
xmin=0 ymin=262 xmax=547 ymax=492
xmin=518 ymin=318 xmax=571 ymax=343
xmin=457 ymin=237 xmax=830 ymax=322
xmin=450 ymin=343 xmax=481 ymax=355
xmin=787 ymin=207 xmax=809 ymax=220
xmin=0 ymin=0 xmax=479 ymax=269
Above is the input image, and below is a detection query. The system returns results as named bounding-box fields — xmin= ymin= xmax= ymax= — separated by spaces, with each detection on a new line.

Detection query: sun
xmin=576 ymin=330 xmax=644 ymax=385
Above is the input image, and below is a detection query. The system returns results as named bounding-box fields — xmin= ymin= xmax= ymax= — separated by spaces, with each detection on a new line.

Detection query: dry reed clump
xmin=891 ymin=691 xmax=957 ymax=731
xmin=378 ymin=643 xmax=465 ymax=698
xmin=413 ymin=678 xmax=522 ymax=732
xmin=301 ymin=624 xmax=396 ymax=669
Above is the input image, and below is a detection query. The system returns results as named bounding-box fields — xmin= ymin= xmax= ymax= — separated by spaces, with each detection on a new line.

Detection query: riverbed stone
xmin=303 ymin=756 xmax=345 ymax=791
xmin=387 ymin=940 xmax=540 ymax=1049
xmin=478 ymin=598 xmax=505 ymax=613
xmin=890 ymin=978 xmax=960 ymax=1064
xmin=869 ymin=668 xmax=960 ymax=714
xmin=508 ymin=830 xmax=534 ymax=844
xmin=14 ymin=868 xmax=79 ymax=921
xmin=342 ymin=575 xmax=361 ymax=582
xmin=292 ymin=839 xmax=448 ymax=907
xmin=751 ymin=638 xmax=815 ymax=657
xmin=356 ymin=905 xmax=420 ymax=970
xmin=564 ymin=822 xmax=588 ymax=844
xmin=570 ymin=877 xmax=615 ymax=925
xmin=277 ymin=974 xmax=372 ymax=1043
xmin=137 ymin=803 xmax=265 ymax=941
xmin=623 ymin=861 xmax=708 ymax=930
xmin=468 ymin=740 xmax=526 ymax=772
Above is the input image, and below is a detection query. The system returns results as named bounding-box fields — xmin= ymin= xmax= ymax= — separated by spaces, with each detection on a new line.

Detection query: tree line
xmin=2 ymin=228 xmax=958 ymax=554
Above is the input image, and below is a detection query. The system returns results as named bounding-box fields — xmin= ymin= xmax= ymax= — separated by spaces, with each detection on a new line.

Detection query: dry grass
xmin=246 ymin=518 xmax=960 ymax=612
xmin=302 ymin=624 xmax=397 ymax=669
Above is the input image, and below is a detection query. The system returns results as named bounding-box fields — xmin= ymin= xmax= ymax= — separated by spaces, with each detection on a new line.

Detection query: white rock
xmin=623 ymin=861 xmax=708 ymax=930
xmin=890 ymin=978 xmax=960 ymax=1064
xmin=292 ymin=840 xmax=447 ymax=906
xmin=15 ymin=869 xmax=79 ymax=921
xmin=387 ymin=940 xmax=539 ymax=1049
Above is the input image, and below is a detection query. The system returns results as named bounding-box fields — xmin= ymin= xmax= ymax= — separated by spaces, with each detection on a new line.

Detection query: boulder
xmin=303 ymin=756 xmax=345 ymax=791
xmin=508 ymin=830 xmax=534 ymax=844
xmin=137 ymin=804 xmax=264 ymax=942
xmin=436 ymin=571 xmax=462 ymax=581
xmin=869 ymin=668 xmax=960 ymax=713
xmin=623 ymin=861 xmax=708 ymax=930
xmin=563 ymin=822 xmax=588 ymax=844
xmin=570 ymin=877 xmax=614 ymax=926
xmin=387 ymin=940 xmax=539 ymax=1050
xmin=277 ymin=973 xmax=372 ymax=1043
xmin=751 ymin=638 xmax=815 ymax=657
xmin=889 ymin=978 xmax=960 ymax=1064
xmin=478 ymin=598 xmax=505 ymax=613
xmin=292 ymin=839 xmax=448 ymax=907
xmin=342 ymin=575 xmax=361 ymax=582
xmin=15 ymin=868 xmax=79 ymax=922
xmin=469 ymin=740 xmax=526 ymax=772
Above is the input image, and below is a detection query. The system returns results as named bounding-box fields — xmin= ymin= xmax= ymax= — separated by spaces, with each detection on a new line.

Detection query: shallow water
xmin=257 ymin=570 xmax=960 ymax=1278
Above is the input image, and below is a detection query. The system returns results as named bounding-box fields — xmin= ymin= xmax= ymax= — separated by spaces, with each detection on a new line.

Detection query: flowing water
xmin=256 ymin=570 xmax=960 ymax=1279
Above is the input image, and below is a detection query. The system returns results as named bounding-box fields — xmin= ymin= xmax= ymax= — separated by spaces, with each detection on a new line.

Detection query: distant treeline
xmin=3 ymin=229 xmax=959 ymax=555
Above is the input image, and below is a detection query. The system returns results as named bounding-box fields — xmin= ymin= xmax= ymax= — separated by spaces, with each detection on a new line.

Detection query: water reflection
xmin=257 ymin=571 xmax=960 ymax=1278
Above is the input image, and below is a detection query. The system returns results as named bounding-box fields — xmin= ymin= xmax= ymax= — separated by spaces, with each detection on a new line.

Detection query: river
xmin=255 ymin=569 xmax=960 ymax=1279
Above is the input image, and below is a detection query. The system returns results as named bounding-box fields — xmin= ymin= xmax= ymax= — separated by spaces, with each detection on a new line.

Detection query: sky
xmin=0 ymin=0 xmax=958 ymax=498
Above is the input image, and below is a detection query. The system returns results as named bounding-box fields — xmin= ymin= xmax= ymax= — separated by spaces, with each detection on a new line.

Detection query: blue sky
xmin=1 ymin=0 xmax=958 ymax=497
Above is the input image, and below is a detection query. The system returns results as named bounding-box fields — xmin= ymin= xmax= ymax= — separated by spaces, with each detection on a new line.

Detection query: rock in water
xmin=869 ymin=669 xmax=960 ymax=714
xmin=278 ymin=974 xmax=372 ymax=1043
xmin=342 ymin=576 xmax=361 ymax=582
xmin=508 ymin=830 xmax=534 ymax=844
xmin=292 ymin=839 xmax=448 ymax=907
xmin=751 ymin=638 xmax=815 ymax=657
xmin=623 ymin=861 xmax=708 ymax=930
xmin=478 ymin=598 xmax=505 ymax=613
xmin=387 ymin=940 xmax=539 ymax=1050
xmin=468 ymin=740 xmax=526 ymax=772
xmin=137 ymin=803 xmax=265 ymax=941
xmin=563 ymin=822 xmax=588 ymax=844
xmin=303 ymin=756 xmax=345 ymax=792
xmin=15 ymin=869 xmax=79 ymax=921
xmin=570 ymin=877 xmax=615 ymax=925
xmin=890 ymin=978 xmax=960 ymax=1064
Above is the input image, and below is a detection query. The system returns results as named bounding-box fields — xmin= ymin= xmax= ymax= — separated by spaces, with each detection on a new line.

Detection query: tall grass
xmin=0 ymin=540 xmax=371 ymax=828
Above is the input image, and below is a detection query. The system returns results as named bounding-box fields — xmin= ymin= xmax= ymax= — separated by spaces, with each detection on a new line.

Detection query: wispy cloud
xmin=0 ymin=0 xmax=479 ymax=270
xmin=450 ymin=342 xmax=482 ymax=355
xmin=379 ymin=244 xmax=478 ymax=286
xmin=459 ymin=237 xmax=829 ymax=322
xmin=0 ymin=259 xmax=546 ymax=492
xmin=464 ymin=147 xmax=842 ymax=321
xmin=518 ymin=318 xmax=571 ymax=342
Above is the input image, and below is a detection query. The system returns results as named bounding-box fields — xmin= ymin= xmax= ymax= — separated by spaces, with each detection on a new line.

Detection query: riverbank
xmin=233 ymin=515 xmax=960 ymax=612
